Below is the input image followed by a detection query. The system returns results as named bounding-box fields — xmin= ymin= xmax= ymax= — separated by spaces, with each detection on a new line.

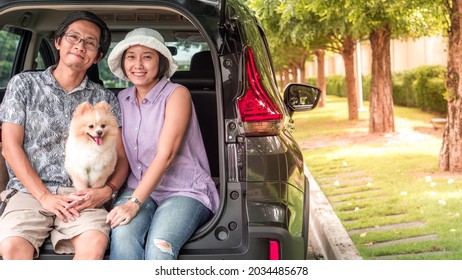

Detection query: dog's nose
xmin=96 ymin=130 xmax=103 ymax=136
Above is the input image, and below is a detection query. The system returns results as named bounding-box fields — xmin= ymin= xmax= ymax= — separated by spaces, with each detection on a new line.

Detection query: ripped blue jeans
xmin=110 ymin=189 xmax=212 ymax=260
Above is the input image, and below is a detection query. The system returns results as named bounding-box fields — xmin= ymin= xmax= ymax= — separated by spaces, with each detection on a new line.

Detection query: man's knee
xmin=72 ymin=231 xmax=108 ymax=260
xmin=0 ymin=237 xmax=35 ymax=260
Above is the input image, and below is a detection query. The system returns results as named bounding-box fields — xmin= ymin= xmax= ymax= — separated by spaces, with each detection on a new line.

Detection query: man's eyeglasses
xmin=63 ymin=33 xmax=100 ymax=51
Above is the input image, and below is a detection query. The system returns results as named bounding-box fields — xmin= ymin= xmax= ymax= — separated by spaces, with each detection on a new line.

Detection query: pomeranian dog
xmin=65 ymin=101 xmax=118 ymax=191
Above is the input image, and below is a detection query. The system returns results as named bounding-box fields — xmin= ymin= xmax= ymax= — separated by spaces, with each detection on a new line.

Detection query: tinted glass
xmin=0 ymin=27 xmax=21 ymax=87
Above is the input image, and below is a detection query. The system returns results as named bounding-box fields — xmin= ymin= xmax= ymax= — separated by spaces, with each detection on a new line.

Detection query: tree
xmin=347 ymin=0 xmax=443 ymax=133
xmin=247 ymin=0 xmax=313 ymax=87
xmin=248 ymin=0 xmax=358 ymax=114
xmin=278 ymin=0 xmax=366 ymax=120
xmin=255 ymin=0 xmax=444 ymax=126
xmin=439 ymin=0 xmax=462 ymax=172
xmin=314 ymin=49 xmax=326 ymax=107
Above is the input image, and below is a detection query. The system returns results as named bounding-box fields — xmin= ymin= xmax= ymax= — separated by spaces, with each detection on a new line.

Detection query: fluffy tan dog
xmin=65 ymin=101 xmax=118 ymax=191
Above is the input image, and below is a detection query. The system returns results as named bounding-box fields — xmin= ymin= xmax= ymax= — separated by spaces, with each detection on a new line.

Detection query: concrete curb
xmin=305 ymin=165 xmax=363 ymax=260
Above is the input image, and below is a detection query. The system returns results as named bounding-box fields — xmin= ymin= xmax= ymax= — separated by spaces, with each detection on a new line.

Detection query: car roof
xmin=0 ymin=0 xmax=221 ymax=42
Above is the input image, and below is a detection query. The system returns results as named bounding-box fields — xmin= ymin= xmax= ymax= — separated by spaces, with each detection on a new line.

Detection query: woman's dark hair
xmin=121 ymin=50 xmax=170 ymax=80
xmin=55 ymin=11 xmax=111 ymax=58
xmin=156 ymin=54 xmax=170 ymax=79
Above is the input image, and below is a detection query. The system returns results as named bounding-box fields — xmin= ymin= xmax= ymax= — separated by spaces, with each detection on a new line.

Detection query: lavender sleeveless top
xmin=118 ymin=77 xmax=219 ymax=213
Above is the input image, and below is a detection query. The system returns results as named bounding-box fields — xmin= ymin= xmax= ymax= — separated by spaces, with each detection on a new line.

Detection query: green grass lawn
xmin=293 ymin=95 xmax=462 ymax=260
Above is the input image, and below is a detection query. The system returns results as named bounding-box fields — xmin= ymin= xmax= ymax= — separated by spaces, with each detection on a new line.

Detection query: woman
xmin=106 ymin=28 xmax=219 ymax=260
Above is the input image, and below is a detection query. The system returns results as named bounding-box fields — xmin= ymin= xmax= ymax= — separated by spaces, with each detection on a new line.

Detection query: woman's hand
xmin=106 ymin=201 xmax=140 ymax=228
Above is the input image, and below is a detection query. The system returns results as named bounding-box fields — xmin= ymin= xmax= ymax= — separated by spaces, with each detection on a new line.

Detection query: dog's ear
xmin=94 ymin=101 xmax=112 ymax=113
xmin=74 ymin=102 xmax=93 ymax=116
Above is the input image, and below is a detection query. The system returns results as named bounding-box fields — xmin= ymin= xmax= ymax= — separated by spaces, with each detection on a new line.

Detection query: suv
xmin=0 ymin=0 xmax=320 ymax=259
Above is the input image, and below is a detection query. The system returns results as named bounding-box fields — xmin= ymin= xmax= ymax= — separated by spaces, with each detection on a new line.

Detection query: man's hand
xmin=39 ymin=192 xmax=81 ymax=222
xmin=66 ymin=186 xmax=112 ymax=211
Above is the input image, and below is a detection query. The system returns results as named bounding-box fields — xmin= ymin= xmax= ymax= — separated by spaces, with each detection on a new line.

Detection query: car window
xmin=0 ymin=27 xmax=21 ymax=87
xmin=36 ymin=39 xmax=55 ymax=70
xmin=167 ymin=41 xmax=210 ymax=71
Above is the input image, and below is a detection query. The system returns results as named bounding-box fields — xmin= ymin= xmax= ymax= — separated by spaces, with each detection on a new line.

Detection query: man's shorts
xmin=0 ymin=188 xmax=110 ymax=258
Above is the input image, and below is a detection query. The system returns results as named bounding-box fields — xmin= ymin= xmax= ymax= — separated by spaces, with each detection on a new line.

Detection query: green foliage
xmin=345 ymin=0 xmax=446 ymax=38
xmin=246 ymin=0 xmax=449 ymax=85
xmin=305 ymin=77 xmax=317 ymax=87
xmin=246 ymin=0 xmax=331 ymax=74
xmin=0 ymin=29 xmax=20 ymax=87
xmin=393 ymin=70 xmax=418 ymax=107
xmin=413 ymin=66 xmax=447 ymax=114
xmin=319 ymin=65 xmax=447 ymax=115
xmin=325 ymin=75 xmax=347 ymax=97
xmin=393 ymin=65 xmax=447 ymax=114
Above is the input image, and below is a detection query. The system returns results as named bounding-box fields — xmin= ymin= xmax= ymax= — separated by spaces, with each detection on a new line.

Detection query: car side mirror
xmin=283 ymin=83 xmax=321 ymax=112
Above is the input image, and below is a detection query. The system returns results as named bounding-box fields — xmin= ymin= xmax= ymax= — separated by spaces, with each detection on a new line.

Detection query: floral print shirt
xmin=0 ymin=66 xmax=121 ymax=193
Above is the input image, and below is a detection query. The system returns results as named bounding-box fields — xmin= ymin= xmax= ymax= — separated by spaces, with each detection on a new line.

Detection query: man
xmin=0 ymin=11 xmax=129 ymax=260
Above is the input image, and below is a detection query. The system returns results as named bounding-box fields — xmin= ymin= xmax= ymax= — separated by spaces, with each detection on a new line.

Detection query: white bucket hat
xmin=108 ymin=28 xmax=178 ymax=81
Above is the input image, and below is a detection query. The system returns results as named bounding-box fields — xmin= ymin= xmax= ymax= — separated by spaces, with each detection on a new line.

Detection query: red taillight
xmin=237 ymin=48 xmax=282 ymax=135
xmin=269 ymin=240 xmax=280 ymax=260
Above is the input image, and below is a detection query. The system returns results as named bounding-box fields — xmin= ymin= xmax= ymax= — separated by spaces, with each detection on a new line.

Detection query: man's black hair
xmin=56 ymin=11 xmax=111 ymax=58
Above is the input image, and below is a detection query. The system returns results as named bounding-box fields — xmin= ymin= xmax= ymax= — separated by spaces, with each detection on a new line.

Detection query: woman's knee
xmin=146 ymin=238 xmax=177 ymax=260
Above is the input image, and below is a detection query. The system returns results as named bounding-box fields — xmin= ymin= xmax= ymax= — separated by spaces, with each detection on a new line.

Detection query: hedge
xmin=308 ymin=65 xmax=448 ymax=115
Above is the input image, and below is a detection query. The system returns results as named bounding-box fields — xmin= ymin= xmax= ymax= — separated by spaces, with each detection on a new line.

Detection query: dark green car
xmin=0 ymin=0 xmax=320 ymax=259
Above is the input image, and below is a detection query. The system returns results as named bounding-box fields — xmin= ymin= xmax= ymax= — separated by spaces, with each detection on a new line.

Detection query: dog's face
xmin=70 ymin=101 xmax=118 ymax=146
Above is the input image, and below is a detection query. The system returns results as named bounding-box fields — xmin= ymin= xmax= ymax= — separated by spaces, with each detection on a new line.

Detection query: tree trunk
xmin=368 ymin=26 xmax=395 ymax=134
xmin=283 ymin=67 xmax=290 ymax=86
xmin=315 ymin=49 xmax=327 ymax=107
xmin=440 ymin=0 xmax=462 ymax=172
xmin=299 ymin=62 xmax=306 ymax=84
xmin=278 ymin=71 xmax=283 ymax=89
xmin=340 ymin=35 xmax=359 ymax=120
xmin=291 ymin=65 xmax=297 ymax=83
